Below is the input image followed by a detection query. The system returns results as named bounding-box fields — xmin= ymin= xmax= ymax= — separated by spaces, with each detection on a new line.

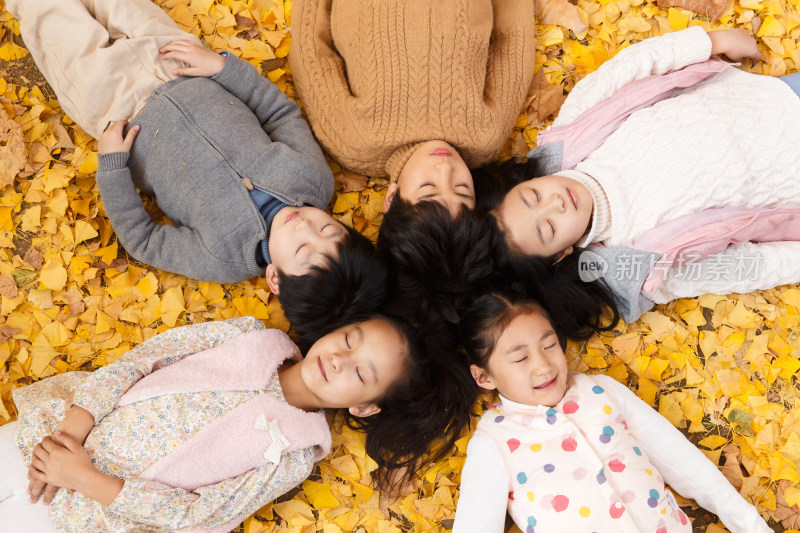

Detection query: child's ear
xmin=554 ymin=246 xmax=574 ymax=264
xmin=265 ymin=265 xmax=280 ymax=295
xmin=383 ymin=182 xmax=398 ymax=213
xmin=349 ymin=404 xmax=381 ymax=418
xmin=470 ymin=364 xmax=497 ymax=391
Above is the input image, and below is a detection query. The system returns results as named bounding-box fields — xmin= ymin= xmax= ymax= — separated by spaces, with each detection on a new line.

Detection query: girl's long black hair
xmin=345 ymin=314 xmax=477 ymax=490
xmin=472 ymin=159 xmax=621 ymax=339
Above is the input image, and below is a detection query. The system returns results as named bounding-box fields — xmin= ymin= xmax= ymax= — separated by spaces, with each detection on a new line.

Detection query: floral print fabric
xmin=12 ymin=317 xmax=317 ymax=532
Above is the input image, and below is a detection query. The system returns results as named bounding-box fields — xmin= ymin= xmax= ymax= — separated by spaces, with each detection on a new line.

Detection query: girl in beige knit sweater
xmin=289 ymin=0 xmax=537 ymax=214
xmin=290 ymin=0 xmax=539 ymax=326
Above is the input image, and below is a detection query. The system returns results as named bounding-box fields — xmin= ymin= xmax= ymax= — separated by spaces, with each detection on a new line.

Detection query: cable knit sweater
xmin=553 ymin=27 xmax=800 ymax=301
xmin=289 ymin=0 xmax=537 ymax=177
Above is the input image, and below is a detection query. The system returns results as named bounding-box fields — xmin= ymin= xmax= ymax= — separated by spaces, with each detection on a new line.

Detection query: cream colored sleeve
xmin=553 ymin=27 xmax=712 ymax=125
xmin=649 ymin=241 xmax=800 ymax=304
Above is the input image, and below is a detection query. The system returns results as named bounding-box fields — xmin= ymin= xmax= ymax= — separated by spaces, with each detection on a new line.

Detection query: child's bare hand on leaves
xmin=98 ymin=120 xmax=140 ymax=155
xmin=708 ymin=29 xmax=762 ymax=62
xmin=29 ymin=431 xmax=96 ymax=496
xmin=160 ymin=40 xmax=226 ymax=77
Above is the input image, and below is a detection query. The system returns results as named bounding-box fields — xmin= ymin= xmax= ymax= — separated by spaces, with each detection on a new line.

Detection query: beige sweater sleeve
xmin=288 ymin=0 xmax=361 ymax=150
xmin=484 ymin=0 xmax=536 ymax=111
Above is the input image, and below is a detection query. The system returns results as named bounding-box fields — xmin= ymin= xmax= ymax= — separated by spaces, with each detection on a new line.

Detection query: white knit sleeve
xmin=599 ymin=375 xmax=771 ymax=533
xmin=553 ymin=27 xmax=712 ymax=125
xmin=649 ymin=241 xmax=800 ymax=304
xmin=452 ymin=432 xmax=509 ymax=533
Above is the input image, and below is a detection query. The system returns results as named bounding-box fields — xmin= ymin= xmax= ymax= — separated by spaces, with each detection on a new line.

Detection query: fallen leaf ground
xmin=1 ymin=0 xmax=799 ymax=531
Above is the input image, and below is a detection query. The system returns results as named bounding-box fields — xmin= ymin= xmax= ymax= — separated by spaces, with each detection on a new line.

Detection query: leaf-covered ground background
xmin=1 ymin=0 xmax=799 ymax=531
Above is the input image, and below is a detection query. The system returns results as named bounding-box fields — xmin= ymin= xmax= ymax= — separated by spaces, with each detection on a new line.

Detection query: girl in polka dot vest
xmin=452 ymin=294 xmax=771 ymax=533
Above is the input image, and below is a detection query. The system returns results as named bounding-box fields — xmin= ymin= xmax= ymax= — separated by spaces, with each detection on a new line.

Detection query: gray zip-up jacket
xmin=96 ymin=54 xmax=333 ymax=283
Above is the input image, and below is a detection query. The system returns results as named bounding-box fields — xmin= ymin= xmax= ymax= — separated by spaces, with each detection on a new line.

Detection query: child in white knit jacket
xmin=477 ymin=27 xmax=800 ymax=322
xmin=453 ymin=293 xmax=772 ymax=533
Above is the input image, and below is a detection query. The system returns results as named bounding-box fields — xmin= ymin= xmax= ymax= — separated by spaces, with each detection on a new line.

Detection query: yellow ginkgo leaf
xmin=39 ymin=259 xmax=68 ymax=291
xmin=302 ymin=480 xmax=340 ymax=509
xmin=160 ymin=287 xmax=186 ymax=327
xmin=698 ymin=435 xmax=728 ymax=450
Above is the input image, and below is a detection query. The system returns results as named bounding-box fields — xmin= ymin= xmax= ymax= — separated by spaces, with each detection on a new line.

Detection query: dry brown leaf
xmin=775 ymin=480 xmax=800 ymax=529
xmin=535 ymin=0 xmax=588 ymax=34
xmin=656 ymin=0 xmax=728 ymax=20
xmin=0 ymin=106 xmax=25 ymax=188
xmin=335 ymin=169 xmax=368 ymax=194
xmin=24 ymin=247 xmax=45 ymax=270
xmin=0 ymin=324 xmax=21 ymax=343
xmin=720 ymin=443 xmax=743 ymax=490
xmin=527 ymin=70 xmax=567 ymax=125
xmin=0 ymin=273 xmax=18 ymax=298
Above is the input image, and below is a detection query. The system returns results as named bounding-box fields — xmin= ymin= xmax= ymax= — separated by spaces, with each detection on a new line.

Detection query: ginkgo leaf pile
xmin=1 ymin=0 xmax=799 ymax=531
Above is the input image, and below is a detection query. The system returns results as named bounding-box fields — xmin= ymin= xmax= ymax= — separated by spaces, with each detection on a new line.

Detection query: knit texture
xmin=289 ymin=0 xmax=537 ymax=177
xmin=95 ymin=53 xmax=333 ymax=283
xmin=555 ymin=170 xmax=611 ymax=247
xmin=385 ymin=142 xmax=426 ymax=184
xmin=553 ymin=28 xmax=800 ymax=248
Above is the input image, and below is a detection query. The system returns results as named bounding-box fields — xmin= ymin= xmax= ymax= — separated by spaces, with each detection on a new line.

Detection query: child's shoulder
xmin=568 ymin=371 xmax=616 ymax=389
xmin=567 ymin=372 xmax=632 ymax=403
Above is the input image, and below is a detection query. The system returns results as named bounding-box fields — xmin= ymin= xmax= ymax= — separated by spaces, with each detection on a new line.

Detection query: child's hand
xmin=29 ymin=431 xmax=96 ymax=495
xmin=160 ymin=40 xmax=226 ymax=77
xmin=708 ymin=29 xmax=762 ymax=62
xmin=28 ymin=406 xmax=96 ymax=504
xmin=98 ymin=120 xmax=140 ymax=155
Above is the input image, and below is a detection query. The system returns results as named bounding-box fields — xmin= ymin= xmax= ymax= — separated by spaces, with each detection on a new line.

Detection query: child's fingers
xmin=158 ymin=39 xmax=195 ymax=54
xmin=28 ymin=478 xmax=45 ymax=503
xmin=33 ymin=442 xmax=50 ymax=460
xmin=39 ymin=436 xmax=62 ymax=453
xmin=160 ymin=50 xmax=190 ymax=64
xmin=53 ymin=430 xmax=82 ymax=452
xmin=43 ymin=483 xmax=59 ymax=504
xmin=30 ymin=455 xmax=47 ymax=477
xmin=123 ymin=125 xmax=141 ymax=151
xmin=172 ymin=67 xmax=198 ymax=77
xmin=105 ymin=120 xmax=127 ymax=137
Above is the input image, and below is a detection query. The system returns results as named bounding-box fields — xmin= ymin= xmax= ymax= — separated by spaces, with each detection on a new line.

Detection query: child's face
xmin=267 ymin=206 xmax=347 ymax=280
xmin=300 ymin=318 xmax=409 ymax=417
xmin=471 ymin=312 xmax=568 ymax=408
xmin=495 ymin=175 xmax=593 ymax=258
xmin=384 ymin=140 xmax=475 ymax=215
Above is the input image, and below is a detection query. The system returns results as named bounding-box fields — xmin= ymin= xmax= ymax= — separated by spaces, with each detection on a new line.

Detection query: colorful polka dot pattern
xmin=473 ymin=373 xmax=693 ymax=533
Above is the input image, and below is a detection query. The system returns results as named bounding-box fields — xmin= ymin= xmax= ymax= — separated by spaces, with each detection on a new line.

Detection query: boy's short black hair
xmin=277 ymin=225 xmax=389 ymax=352
xmin=377 ymin=196 xmax=495 ymax=325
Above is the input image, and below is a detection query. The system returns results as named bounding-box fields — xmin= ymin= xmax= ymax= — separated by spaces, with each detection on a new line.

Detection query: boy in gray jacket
xmin=9 ymin=0 xmax=387 ymax=345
